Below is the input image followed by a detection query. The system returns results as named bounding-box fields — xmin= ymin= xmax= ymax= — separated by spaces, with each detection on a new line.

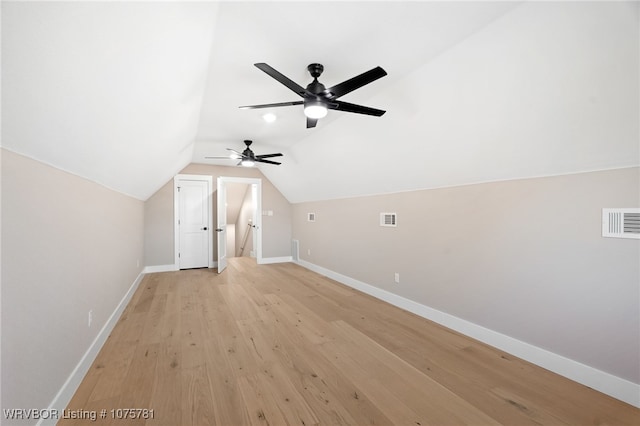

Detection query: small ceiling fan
xmin=205 ymin=140 xmax=282 ymax=167
xmin=240 ymin=63 xmax=387 ymax=128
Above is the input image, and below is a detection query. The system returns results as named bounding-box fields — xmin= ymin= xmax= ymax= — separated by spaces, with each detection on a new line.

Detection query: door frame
xmin=174 ymin=174 xmax=214 ymax=269
xmin=218 ymin=176 xmax=262 ymax=265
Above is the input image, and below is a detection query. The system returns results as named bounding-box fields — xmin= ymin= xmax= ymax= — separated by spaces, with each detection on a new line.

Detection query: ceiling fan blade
xmin=329 ymin=100 xmax=386 ymax=116
xmin=307 ymin=117 xmax=318 ymax=128
xmin=239 ymin=100 xmax=303 ymax=110
xmin=326 ymin=66 xmax=387 ymax=99
xmin=226 ymin=148 xmax=245 ymax=158
xmin=254 ymin=63 xmax=307 ymax=97
xmin=256 ymin=158 xmax=281 ymax=165
xmin=256 ymin=153 xmax=283 ymax=159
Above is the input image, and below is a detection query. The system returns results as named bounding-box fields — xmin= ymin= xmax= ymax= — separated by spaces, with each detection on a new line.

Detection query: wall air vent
xmin=307 ymin=212 xmax=316 ymax=222
xmin=602 ymin=208 xmax=640 ymax=239
xmin=380 ymin=212 xmax=397 ymax=227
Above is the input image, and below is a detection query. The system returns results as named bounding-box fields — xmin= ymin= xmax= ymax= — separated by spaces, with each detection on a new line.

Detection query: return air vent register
xmin=380 ymin=212 xmax=397 ymax=227
xmin=602 ymin=208 xmax=640 ymax=239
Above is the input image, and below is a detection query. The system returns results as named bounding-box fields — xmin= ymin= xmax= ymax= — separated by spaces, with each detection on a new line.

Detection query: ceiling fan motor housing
xmin=242 ymin=140 xmax=255 ymax=159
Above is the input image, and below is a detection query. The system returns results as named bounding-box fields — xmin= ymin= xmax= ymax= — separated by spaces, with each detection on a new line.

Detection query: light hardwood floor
xmin=61 ymin=257 xmax=640 ymax=425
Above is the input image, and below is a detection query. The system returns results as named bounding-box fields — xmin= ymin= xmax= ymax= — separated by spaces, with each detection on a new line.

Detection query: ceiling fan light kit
xmin=303 ymin=100 xmax=328 ymax=119
xmin=240 ymin=62 xmax=387 ymax=128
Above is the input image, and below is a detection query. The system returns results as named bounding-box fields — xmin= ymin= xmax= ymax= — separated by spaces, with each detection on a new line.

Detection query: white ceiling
xmin=2 ymin=1 xmax=638 ymax=202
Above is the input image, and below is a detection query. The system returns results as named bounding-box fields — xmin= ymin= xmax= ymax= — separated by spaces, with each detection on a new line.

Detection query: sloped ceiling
xmin=2 ymin=1 xmax=219 ymax=199
xmin=2 ymin=1 xmax=638 ymax=202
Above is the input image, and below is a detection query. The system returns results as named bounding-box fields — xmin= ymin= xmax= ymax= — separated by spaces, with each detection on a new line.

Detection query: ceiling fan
xmin=205 ymin=140 xmax=282 ymax=167
xmin=240 ymin=63 xmax=387 ymax=128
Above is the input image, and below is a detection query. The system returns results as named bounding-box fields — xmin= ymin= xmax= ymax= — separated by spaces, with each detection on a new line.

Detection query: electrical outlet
xmin=307 ymin=249 xmax=311 ymax=256
xmin=137 ymin=259 xmax=140 ymax=268
xmin=88 ymin=310 xmax=93 ymax=327
xmin=394 ymin=273 xmax=400 ymax=284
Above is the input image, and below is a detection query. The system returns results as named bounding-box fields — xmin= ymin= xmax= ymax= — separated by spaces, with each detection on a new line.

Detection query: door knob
xmin=215 ymin=228 xmax=223 ymax=232
xmin=202 ymin=227 xmax=208 ymax=230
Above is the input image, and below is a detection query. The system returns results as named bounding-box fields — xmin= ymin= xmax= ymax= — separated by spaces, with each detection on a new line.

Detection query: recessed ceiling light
xmin=262 ymin=113 xmax=277 ymax=123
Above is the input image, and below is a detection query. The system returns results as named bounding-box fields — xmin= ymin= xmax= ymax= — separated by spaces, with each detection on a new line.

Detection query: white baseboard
xmin=260 ymin=256 xmax=293 ymax=265
xmin=143 ymin=264 xmax=178 ymax=273
xmin=295 ymin=259 xmax=640 ymax=408
xmin=37 ymin=271 xmax=146 ymax=426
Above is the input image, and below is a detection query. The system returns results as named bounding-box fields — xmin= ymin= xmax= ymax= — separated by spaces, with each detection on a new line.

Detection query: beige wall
xmin=144 ymin=163 xmax=292 ymax=266
xmin=144 ymin=175 xmax=173 ymax=267
xmin=226 ymin=223 xmax=237 ymax=258
xmin=235 ymin=185 xmax=254 ymax=257
xmin=292 ymin=167 xmax=640 ymax=384
xmin=1 ymin=149 xmax=144 ymax=420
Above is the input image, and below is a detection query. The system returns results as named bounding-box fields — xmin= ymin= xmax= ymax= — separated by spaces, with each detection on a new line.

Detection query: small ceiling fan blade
xmin=256 ymin=158 xmax=281 ymax=165
xmin=256 ymin=153 xmax=283 ymax=159
xmin=254 ymin=63 xmax=307 ymax=97
xmin=307 ymin=117 xmax=318 ymax=128
xmin=226 ymin=148 xmax=245 ymax=159
xmin=329 ymin=100 xmax=386 ymax=116
xmin=239 ymin=100 xmax=303 ymax=110
xmin=326 ymin=66 xmax=387 ymax=99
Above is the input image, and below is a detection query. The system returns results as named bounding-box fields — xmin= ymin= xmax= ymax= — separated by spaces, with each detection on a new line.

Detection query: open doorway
xmin=216 ymin=177 xmax=262 ymax=273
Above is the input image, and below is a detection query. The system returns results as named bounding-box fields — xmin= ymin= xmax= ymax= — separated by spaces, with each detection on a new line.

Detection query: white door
xmin=251 ymin=184 xmax=258 ymax=257
xmin=177 ymin=179 xmax=210 ymax=269
xmin=216 ymin=177 xmax=228 ymax=273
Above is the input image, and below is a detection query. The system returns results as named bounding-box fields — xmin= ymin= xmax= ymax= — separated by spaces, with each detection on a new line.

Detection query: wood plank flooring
xmin=61 ymin=257 xmax=640 ymax=425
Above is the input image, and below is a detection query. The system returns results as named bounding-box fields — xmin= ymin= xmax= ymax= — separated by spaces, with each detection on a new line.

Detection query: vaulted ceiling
xmin=2 ymin=1 xmax=638 ymax=202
